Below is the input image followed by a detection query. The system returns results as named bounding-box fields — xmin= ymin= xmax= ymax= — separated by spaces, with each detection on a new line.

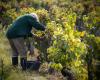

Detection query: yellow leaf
xmin=80 ymin=31 xmax=85 ymax=37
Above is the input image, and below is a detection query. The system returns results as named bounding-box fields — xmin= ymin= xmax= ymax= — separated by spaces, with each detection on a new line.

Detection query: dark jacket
xmin=6 ymin=14 xmax=45 ymax=39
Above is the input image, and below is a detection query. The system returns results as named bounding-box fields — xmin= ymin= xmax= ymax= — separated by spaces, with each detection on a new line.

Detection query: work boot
xmin=20 ymin=57 xmax=27 ymax=70
xmin=12 ymin=57 xmax=18 ymax=67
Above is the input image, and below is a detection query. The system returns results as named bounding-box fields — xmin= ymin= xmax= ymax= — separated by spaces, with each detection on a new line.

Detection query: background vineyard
xmin=0 ymin=0 xmax=100 ymax=80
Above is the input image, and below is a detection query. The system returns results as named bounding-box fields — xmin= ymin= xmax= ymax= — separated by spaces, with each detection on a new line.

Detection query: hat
xmin=29 ymin=13 xmax=39 ymax=22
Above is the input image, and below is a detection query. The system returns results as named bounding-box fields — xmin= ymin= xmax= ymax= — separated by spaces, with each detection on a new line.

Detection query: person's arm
xmin=34 ymin=21 xmax=46 ymax=31
xmin=28 ymin=16 xmax=46 ymax=31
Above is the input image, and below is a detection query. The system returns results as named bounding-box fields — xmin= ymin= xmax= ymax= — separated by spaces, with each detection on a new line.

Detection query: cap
xmin=29 ymin=13 xmax=39 ymax=22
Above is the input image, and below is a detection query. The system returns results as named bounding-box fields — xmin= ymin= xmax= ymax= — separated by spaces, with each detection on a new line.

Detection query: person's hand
xmin=29 ymin=52 xmax=34 ymax=57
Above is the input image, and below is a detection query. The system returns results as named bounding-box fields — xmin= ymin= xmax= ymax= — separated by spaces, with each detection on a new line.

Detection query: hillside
xmin=0 ymin=0 xmax=100 ymax=80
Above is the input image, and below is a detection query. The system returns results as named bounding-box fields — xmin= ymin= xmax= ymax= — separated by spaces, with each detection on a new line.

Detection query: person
xmin=6 ymin=13 xmax=46 ymax=70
